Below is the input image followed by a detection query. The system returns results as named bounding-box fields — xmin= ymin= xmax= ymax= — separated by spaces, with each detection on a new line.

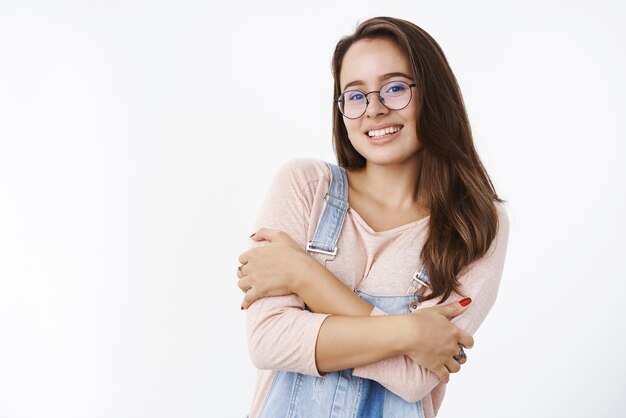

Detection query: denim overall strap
xmin=411 ymin=266 xmax=430 ymax=288
xmin=408 ymin=265 xmax=431 ymax=312
xmin=306 ymin=162 xmax=349 ymax=258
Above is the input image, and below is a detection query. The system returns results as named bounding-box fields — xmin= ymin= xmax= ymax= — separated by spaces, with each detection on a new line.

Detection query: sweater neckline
xmin=348 ymin=206 xmax=430 ymax=235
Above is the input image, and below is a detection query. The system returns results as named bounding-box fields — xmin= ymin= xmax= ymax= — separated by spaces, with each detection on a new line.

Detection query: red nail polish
xmin=459 ymin=297 xmax=472 ymax=307
xmin=249 ymin=233 xmax=256 ymax=238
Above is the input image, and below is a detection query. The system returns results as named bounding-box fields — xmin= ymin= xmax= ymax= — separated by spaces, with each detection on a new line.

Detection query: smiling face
xmin=339 ymin=38 xmax=420 ymax=165
xmin=339 ymin=37 xmax=421 ymax=167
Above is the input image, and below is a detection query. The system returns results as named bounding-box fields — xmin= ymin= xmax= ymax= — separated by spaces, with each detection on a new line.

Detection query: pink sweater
xmin=244 ymin=158 xmax=510 ymax=417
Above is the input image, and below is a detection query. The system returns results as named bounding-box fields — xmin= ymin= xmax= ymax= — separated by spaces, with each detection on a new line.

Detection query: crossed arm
xmin=238 ymin=160 xmax=509 ymax=403
xmin=237 ymin=228 xmax=474 ymax=386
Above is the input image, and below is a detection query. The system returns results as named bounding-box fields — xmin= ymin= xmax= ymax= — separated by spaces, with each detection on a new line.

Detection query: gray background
xmin=1 ymin=0 xmax=625 ymax=417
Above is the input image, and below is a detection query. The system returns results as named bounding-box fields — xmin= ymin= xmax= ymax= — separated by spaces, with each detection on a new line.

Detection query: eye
xmin=384 ymin=82 xmax=407 ymax=94
xmin=346 ymin=91 xmax=365 ymax=101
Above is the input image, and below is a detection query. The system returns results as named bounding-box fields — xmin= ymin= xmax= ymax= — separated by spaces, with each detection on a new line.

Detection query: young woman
xmin=237 ymin=16 xmax=509 ymax=418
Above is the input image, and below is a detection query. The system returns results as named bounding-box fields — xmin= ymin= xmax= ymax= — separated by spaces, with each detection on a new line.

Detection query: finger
xmin=236 ymin=267 xmax=243 ymax=280
xmin=242 ymin=287 xmax=260 ymax=310
xmin=458 ymin=332 xmax=474 ymax=349
xmin=445 ymin=358 xmax=461 ymax=373
xmin=238 ymin=250 xmax=250 ymax=265
xmin=433 ymin=297 xmax=472 ymax=319
xmin=251 ymin=227 xmax=278 ymax=242
xmin=434 ymin=366 xmax=450 ymax=383
xmin=238 ymin=277 xmax=252 ymax=293
xmin=452 ymin=344 xmax=468 ymax=364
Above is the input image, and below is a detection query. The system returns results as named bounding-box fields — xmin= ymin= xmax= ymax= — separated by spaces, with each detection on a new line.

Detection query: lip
xmin=366 ymin=128 xmax=402 ymax=145
xmin=363 ymin=123 xmax=404 ymax=134
xmin=364 ymin=124 xmax=403 ymax=145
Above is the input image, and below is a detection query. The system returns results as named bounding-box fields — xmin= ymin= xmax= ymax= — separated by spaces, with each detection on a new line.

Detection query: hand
xmin=402 ymin=299 xmax=474 ymax=383
xmin=237 ymin=228 xmax=307 ymax=309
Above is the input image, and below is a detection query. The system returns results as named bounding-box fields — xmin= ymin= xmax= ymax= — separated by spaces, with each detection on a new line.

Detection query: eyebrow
xmin=342 ymin=72 xmax=413 ymax=91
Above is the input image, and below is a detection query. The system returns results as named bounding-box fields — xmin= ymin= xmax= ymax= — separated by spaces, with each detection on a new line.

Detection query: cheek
xmin=343 ymin=119 xmax=362 ymax=138
xmin=404 ymin=100 xmax=419 ymax=121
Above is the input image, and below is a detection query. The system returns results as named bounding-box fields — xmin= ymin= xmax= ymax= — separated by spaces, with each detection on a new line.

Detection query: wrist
xmin=290 ymin=252 xmax=316 ymax=294
xmin=394 ymin=314 xmax=420 ymax=356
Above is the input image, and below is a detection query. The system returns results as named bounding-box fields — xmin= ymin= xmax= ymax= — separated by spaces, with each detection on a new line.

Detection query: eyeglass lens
xmin=338 ymin=81 xmax=413 ymax=119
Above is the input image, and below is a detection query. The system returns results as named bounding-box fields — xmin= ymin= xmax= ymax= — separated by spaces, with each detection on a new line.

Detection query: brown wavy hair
xmin=331 ymin=16 xmax=503 ymax=303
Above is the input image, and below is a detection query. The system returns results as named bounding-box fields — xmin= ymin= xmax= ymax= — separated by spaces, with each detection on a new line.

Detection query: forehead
xmin=339 ymin=37 xmax=413 ymax=90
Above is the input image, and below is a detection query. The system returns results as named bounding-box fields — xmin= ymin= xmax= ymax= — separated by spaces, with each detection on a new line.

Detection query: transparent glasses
xmin=337 ymin=80 xmax=417 ymax=119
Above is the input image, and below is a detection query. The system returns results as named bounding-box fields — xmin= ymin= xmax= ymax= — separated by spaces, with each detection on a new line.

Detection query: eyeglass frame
xmin=336 ymin=81 xmax=417 ymax=119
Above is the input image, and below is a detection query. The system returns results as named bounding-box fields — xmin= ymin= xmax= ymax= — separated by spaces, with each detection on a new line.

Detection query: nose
xmin=365 ymin=92 xmax=389 ymax=118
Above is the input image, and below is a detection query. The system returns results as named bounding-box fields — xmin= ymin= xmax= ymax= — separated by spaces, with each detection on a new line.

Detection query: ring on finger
xmin=453 ymin=346 xmax=466 ymax=362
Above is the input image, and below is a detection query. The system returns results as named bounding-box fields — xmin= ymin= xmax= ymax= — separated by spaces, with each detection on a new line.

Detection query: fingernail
xmin=249 ymin=233 xmax=256 ymax=238
xmin=459 ymin=297 xmax=472 ymax=307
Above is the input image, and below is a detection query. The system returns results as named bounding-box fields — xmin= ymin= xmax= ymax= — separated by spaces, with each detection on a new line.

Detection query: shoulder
xmin=271 ymin=158 xmax=331 ymax=191
xmin=253 ymin=159 xmax=333 ymax=235
xmin=262 ymin=158 xmax=333 ymax=212
xmin=486 ymin=200 xmax=510 ymax=259
xmin=275 ymin=158 xmax=330 ymax=181
xmin=493 ymin=200 xmax=510 ymax=236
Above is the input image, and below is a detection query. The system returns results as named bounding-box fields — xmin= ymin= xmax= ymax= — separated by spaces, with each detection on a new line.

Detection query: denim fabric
xmin=257 ymin=290 xmax=424 ymax=417
xmin=257 ymin=163 xmax=425 ymax=418
xmin=257 ymin=292 xmax=424 ymax=417
xmin=307 ymin=163 xmax=349 ymax=255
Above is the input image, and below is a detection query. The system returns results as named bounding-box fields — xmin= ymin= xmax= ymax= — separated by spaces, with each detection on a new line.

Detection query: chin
xmin=351 ymin=143 xmax=421 ymax=167
xmin=357 ymin=151 xmax=419 ymax=167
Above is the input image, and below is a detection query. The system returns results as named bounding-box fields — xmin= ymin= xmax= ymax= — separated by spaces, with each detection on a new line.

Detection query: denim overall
xmin=257 ymin=163 xmax=429 ymax=418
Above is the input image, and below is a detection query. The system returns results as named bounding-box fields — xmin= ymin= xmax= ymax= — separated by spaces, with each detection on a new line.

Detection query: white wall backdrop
xmin=1 ymin=0 xmax=625 ymax=417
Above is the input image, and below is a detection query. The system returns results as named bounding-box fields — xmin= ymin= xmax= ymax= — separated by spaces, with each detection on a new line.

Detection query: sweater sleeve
xmin=244 ymin=160 xmax=331 ymax=376
xmin=352 ymin=204 xmax=510 ymax=402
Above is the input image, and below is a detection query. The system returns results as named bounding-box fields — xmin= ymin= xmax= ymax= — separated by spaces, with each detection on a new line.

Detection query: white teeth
xmin=367 ymin=126 xmax=401 ymax=138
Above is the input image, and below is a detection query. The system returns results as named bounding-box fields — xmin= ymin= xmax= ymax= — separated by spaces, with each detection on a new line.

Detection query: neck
xmin=349 ymin=156 xmax=423 ymax=210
